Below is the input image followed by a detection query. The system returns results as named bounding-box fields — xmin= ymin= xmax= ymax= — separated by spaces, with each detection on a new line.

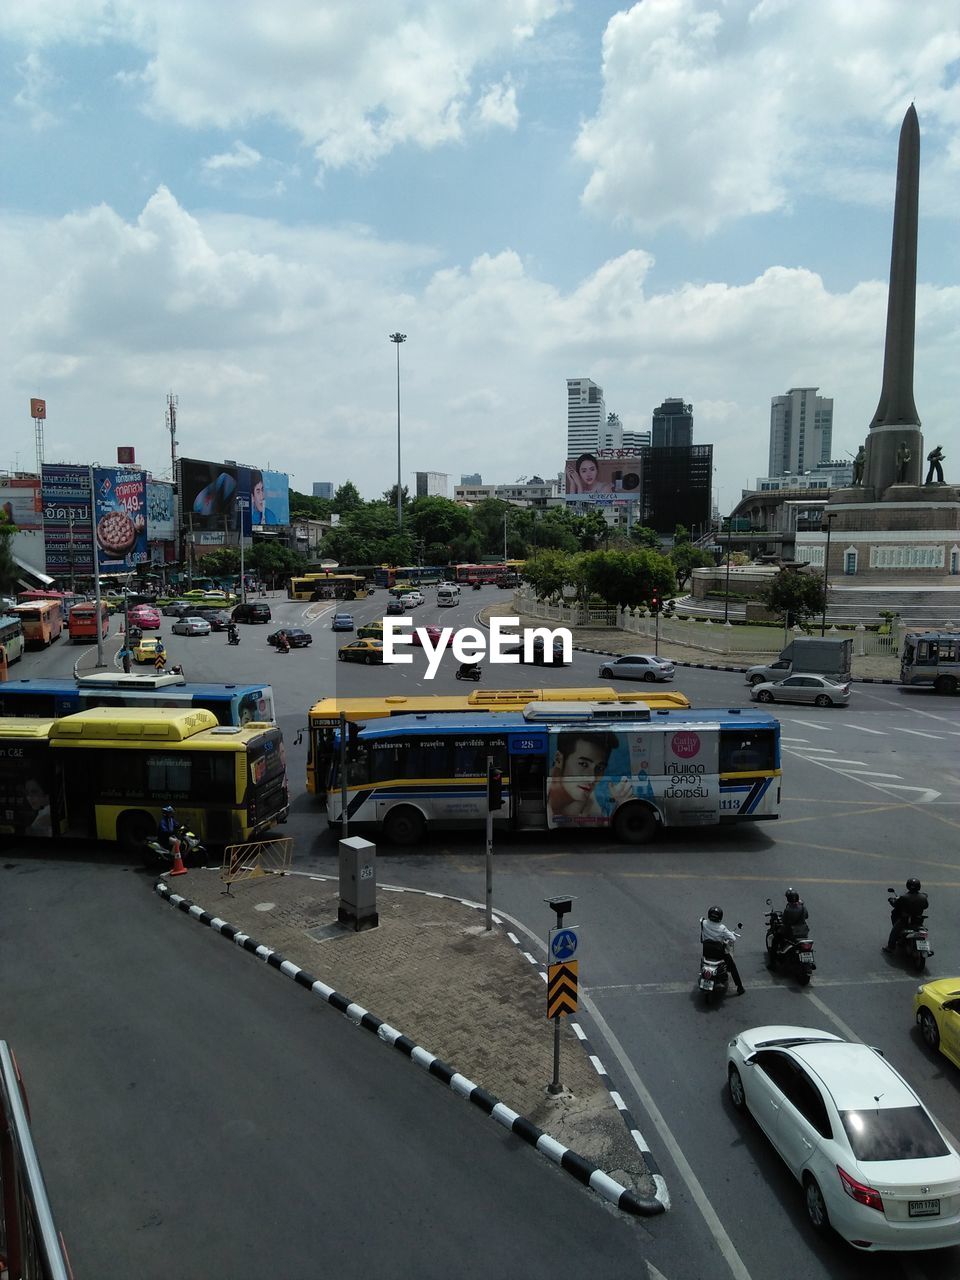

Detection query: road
xmin=5 ymin=583 xmax=960 ymax=1278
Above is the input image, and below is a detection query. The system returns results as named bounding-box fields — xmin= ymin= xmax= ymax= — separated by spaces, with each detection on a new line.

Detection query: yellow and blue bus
xmin=0 ymin=707 xmax=287 ymax=848
xmin=325 ymin=704 xmax=781 ymax=845
xmin=0 ymin=614 xmax=25 ymax=665
xmin=0 ymin=674 xmax=275 ymax=726
xmin=305 ymin=686 xmax=692 ymax=798
xmin=289 ymin=573 xmax=370 ymax=602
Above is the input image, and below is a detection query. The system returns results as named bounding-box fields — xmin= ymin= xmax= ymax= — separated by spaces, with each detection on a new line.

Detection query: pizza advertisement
xmin=93 ymin=466 xmax=149 ymax=570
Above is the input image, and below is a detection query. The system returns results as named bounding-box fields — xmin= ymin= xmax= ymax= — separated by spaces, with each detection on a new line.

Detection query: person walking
xmin=119 ymin=642 xmax=132 ymax=674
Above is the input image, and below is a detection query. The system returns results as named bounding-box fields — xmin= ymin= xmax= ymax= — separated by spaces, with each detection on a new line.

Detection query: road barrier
xmin=221 ymin=837 xmax=294 ymax=888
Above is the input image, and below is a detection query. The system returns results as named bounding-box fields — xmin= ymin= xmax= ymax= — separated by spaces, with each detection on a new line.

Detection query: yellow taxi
xmin=337 ymin=638 xmax=384 ymax=665
xmin=915 ymin=980 xmax=960 ymax=1068
xmin=133 ymin=636 xmax=166 ymax=664
xmin=357 ymin=621 xmax=384 ymax=640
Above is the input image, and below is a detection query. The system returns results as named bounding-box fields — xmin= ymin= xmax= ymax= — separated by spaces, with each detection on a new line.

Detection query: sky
xmin=1 ymin=0 xmax=959 ymax=515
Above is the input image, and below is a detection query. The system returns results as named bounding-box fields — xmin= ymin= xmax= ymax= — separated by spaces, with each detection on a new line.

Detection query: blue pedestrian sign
xmin=550 ymin=927 xmax=579 ymax=963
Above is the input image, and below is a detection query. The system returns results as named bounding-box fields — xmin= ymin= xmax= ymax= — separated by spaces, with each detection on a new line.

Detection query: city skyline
xmin=2 ymin=2 xmax=959 ymax=516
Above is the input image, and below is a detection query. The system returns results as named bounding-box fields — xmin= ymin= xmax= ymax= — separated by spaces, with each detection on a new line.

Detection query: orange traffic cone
xmin=169 ymin=838 xmax=188 ymax=877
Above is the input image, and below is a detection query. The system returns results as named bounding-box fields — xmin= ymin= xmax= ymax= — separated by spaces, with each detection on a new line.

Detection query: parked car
xmin=750 ymin=674 xmax=850 ymax=707
xmin=915 ymin=979 xmax=960 ymax=1070
xmin=501 ymin=636 xmax=569 ymax=665
xmin=385 ymin=600 xmax=406 ymax=616
xmin=267 ymin=627 xmax=313 ymax=648
xmin=128 ymin=605 xmax=161 ymax=630
xmin=232 ymin=601 xmax=272 ymax=624
xmin=133 ymin=636 xmax=165 ymax=664
xmin=598 ymin=654 xmax=675 ymax=683
xmin=331 ymin=613 xmax=355 ymax=632
xmin=171 ymin=616 xmax=212 ymax=637
xmin=726 ymin=1025 xmax=960 ymax=1250
xmin=337 ymin=639 xmax=384 ymax=665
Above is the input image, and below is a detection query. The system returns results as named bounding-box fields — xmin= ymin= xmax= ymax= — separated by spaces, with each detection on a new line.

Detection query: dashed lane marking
xmin=898 ymin=728 xmax=945 ymax=740
xmin=783 ymin=719 xmax=833 ymax=730
xmin=839 ymin=771 xmax=903 ymax=779
xmin=842 ymin=723 xmax=887 ymax=734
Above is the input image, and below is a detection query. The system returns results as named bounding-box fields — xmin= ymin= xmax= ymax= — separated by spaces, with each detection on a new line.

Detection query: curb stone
xmin=154 ymin=878 xmax=667 ymax=1219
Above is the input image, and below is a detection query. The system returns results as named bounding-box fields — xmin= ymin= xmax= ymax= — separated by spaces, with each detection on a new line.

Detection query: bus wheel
xmin=934 ymin=675 xmax=958 ymax=695
xmin=117 ymin=810 xmax=156 ymax=852
xmin=383 ymin=806 xmax=426 ymax=846
xmin=613 ymin=803 xmax=657 ymax=845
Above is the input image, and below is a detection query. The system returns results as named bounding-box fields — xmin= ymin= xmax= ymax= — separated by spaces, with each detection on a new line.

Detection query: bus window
xmin=720 ymin=730 xmax=776 ymax=773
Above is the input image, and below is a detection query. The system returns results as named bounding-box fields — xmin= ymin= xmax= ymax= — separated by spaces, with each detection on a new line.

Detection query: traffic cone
xmin=169 ymin=838 xmax=188 ymax=877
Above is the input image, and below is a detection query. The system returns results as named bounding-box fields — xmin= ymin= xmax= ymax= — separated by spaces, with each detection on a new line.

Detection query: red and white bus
xmin=68 ymin=601 xmax=110 ymax=643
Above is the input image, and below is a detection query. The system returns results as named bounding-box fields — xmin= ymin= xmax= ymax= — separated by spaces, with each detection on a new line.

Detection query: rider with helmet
xmin=700 ymin=905 xmax=745 ymax=995
xmin=157 ymin=805 xmax=178 ymax=848
xmin=884 ymin=878 xmax=928 ymax=953
xmin=780 ymin=887 xmax=809 ymax=938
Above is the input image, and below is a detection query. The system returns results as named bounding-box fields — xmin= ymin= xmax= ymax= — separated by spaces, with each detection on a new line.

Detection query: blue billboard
xmin=93 ymin=467 xmax=149 ymax=571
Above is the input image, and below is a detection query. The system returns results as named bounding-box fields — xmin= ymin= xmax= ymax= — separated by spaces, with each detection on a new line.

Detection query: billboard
xmin=41 ymin=464 xmax=94 ymax=576
xmin=564 ymin=448 xmax=643 ymax=504
xmin=92 ymin=467 xmax=149 ymax=571
xmin=179 ymin=458 xmax=289 ymax=533
xmin=0 ymin=477 xmax=43 ymax=531
xmin=146 ymin=481 xmax=176 ymax=542
xmin=247 ymin=468 xmax=290 ymax=529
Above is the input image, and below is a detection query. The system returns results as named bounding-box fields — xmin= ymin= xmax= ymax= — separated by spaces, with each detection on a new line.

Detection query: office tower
xmin=641 ymin=444 xmax=713 ymax=534
xmin=621 ymin=429 xmax=651 ymax=450
xmin=415 ymin=471 xmax=449 ymax=498
xmin=312 ymin=482 xmax=334 ymax=499
xmin=460 ymin=473 xmax=482 ymax=485
xmin=566 ymin=378 xmax=606 ymax=456
xmin=768 ymin=387 xmax=834 ymax=476
xmin=651 ymin=398 xmax=693 ymax=448
xmin=601 ymin=413 xmax=623 ymax=450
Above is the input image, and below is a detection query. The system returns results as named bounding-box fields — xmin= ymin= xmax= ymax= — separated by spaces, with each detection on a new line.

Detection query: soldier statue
xmin=895 ymin=441 xmax=912 ymax=484
xmin=924 ymin=445 xmax=945 ymax=485
xmin=852 ymin=445 xmax=865 ymax=486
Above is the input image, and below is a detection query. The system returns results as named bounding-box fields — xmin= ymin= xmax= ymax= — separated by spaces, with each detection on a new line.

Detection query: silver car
xmin=171 ymin=615 xmax=212 ymax=637
xmin=598 ymin=654 xmax=676 ymax=683
xmin=750 ymin=673 xmax=850 ymax=707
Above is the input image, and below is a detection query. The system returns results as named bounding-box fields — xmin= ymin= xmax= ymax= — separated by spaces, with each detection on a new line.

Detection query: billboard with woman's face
xmin=564 ymin=451 xmax=643 ymax=503
xmin=178 ymin=459 xmax=289 ymax=532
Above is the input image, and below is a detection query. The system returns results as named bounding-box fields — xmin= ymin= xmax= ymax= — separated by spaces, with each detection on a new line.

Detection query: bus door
xmin=508 ymin=731 xmax=549 ymax=830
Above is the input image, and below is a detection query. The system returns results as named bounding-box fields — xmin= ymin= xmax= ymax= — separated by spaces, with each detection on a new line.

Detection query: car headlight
xmin=917 ymin=985 xmax=927 ymax=994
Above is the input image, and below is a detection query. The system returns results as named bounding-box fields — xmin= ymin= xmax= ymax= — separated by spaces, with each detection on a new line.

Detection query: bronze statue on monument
xmin=924 ymin=445 xmax=945 ymax=485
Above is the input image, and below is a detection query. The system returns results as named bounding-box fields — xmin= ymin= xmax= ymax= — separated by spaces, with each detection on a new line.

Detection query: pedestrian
xmin=119 ymin=643 xmax=132 ymax=674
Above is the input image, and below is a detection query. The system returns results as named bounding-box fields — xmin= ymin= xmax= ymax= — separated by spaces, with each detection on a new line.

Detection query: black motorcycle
xmin=143 ymin=825 xmax=207 ymax=871
xmin=765 ymin=901 xmax=816 ymax=986
xmin=886 ymin=888 xmax=933 ymax=972
xmin=227 ymin=627 xmax=240 ymax=646
xmin=698 ymin=922 xmax=742 ymax=1005
xmin=455 ymin=662 xmax=481 ymax=682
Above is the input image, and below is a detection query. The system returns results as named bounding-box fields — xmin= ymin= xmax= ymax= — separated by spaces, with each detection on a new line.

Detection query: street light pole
xmin=389 ymin=333 xmax=406 ymax=531
xmin=820 ymin=511 xmax=837 ymax=636
xmin=723 ymin=522 xmax=732 ymax=624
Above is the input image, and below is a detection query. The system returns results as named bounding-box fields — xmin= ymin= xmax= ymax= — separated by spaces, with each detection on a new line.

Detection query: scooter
xmin=472 ymin=582 xmax=482 ymax=591
xmin=227 ymin=628 xmax=240 ymax=646
xmin=143 ymin=825 xmax=207 ymax=871
xmin=698 ymin=922 xmax=742 ymax=1004
xmin=455 ymin=662 xmax=481 ymax=681
xmin=886 ymin=888 xmax=934 ymax=972
xmin=764 ymin=901 xmax=816 ymax=986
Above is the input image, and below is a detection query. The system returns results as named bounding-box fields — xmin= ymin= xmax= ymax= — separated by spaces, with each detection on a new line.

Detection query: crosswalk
xmin=779 ymin=716 xmax=950 ymax=804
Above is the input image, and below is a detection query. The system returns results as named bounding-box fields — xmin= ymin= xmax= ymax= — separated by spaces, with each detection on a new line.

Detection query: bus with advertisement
xmin=11 ymin=600 xmax=63 ymax=647
xmin=0 ymin=615 xmax=25 ymax=666
xmin=451 ymin=562 xmax=525 ymax=585
xmin=288 ymin=573 xmax=371 ymax=601
xmin=0 ymin=674 xmax=275 ymax=726
xmin=304 ymin=686 xmax=692 ymax=799
xmin=325 ymin=704 xmax=781 ymax=845
xmin=0 ymin=707 xmax=287 ymax=848
xmin=67 ymin=601 xmax=111 ymax=643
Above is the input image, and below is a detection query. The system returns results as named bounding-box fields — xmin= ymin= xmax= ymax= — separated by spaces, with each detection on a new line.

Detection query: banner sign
xmin=41 ymin=464 xmax=94 ymax=576
xmin=93 ymin=467 xmax=148 ymax=570
xmin=179 ymin=457 xmax=290 ymax=532
xmin=565 ymin=448 xmax=643 ymax=502
xmin=30 ymin=398 xmax=46 ymax=419
xmin=146 ymin=481 xmax=176 ymax=542
xmin=0 ymin=477 xmax=43 ymax=531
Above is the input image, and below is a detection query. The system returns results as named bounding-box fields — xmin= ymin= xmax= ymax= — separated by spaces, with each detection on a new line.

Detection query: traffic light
xmin=650 ymin=590 xmax=660 ymax=614
xmin=487 ymin=764 xmax=504 ymax=811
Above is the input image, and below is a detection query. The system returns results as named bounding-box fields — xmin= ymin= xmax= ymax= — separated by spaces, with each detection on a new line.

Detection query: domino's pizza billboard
xmin=92 ymin=467 xmax=149 ymax=570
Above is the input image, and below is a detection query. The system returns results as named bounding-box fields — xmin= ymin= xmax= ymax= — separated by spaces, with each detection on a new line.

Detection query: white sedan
xmin=598 ymin=654 xmax=675 ymax=682
xmin=750 ymin=674 xmax=850 ymax=707
xmin=171 ymin=615 xmax=212 ymax=636
xmin=726 ymin=1025 xmax=960 ymax=1251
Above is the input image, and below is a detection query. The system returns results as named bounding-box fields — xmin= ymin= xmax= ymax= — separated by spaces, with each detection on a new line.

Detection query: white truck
xmin=745 ymin=636 xmax=854 ymax=686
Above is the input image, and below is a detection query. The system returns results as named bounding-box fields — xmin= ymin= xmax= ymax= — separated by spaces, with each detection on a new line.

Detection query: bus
xmin=0 ymin=615 xmax=25 ymax=666
xmin=67 ymin=601 xmax=111 ymax=643
xmin=372 ymin=566 xmax=445 ymax=589
xmin=325 ymin=704 xmax=781 ymax=845
xmin=12 ymin=600 xmax=63 ymax=647
xmin=16 ymin=590 xmax=81 ymax=607
xmin=452 ymin=562 xmax=525 ymax=585
xmin=0 ymin=674 xmax=275 ymax=726
xmin=288 ymin=573 xmax=371 ymax=602
xmin=900 ymin=631 xmax=960 ymax=695
xmin=0 ymin=707 xmax=287 ymax=848
xmin=305 ymin=686 xmax=692 ymax=798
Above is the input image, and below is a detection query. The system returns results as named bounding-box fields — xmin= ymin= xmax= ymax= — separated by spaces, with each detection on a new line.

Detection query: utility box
xmin=338 ymin=836 xmax=378 ymax=932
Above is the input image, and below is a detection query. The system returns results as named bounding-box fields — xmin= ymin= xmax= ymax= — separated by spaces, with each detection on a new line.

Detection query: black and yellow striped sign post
xmin=547 ymin=960 xmax=578 ymax=1018
xmin=547 ymin=917 xmax=580 ymax=1094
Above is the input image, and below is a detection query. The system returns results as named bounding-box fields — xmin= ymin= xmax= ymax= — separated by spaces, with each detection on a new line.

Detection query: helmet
xmin=162 ymin=805 xmax=175 ymax=815
xmin=906 ymin=877 xmax=921 ymax=892
xmin=707 ymin=905 xmax=723 ymax=923
xmin=785 ymin=888 xmax=800 ymax=904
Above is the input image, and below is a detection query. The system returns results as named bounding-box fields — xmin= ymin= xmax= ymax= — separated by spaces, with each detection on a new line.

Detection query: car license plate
xmin=799 ymin=952 xmax=814 ymax=963
xmin=909 ymin=1199 xmax=940 ymax=1217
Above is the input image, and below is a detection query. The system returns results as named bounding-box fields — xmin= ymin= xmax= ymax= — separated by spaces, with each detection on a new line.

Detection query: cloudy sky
xmin=2 ymin=0 xmax=959 ymax=512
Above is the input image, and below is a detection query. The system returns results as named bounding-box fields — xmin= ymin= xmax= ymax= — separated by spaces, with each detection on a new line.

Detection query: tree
xmin=673 ymin=523 xmax=692 ymax=546
xmin=195 ymin=548 xmax=241 ymax=578
xmin=382 ymin=483 xmax=410 ymax=516
xmin=671 ymin=543 xmax=714 ymax=590
xmin=247 ymin=542 xmax=307 ymax=589
xmin=289 ymin=490 xmax=333 ymax=521
xmin=580 ymin=550 xmax=675 ymax=610
xmin=522 ymin=550 xmax=575 ymax=601
xmin=762 ymin=570 xmax=826 ymax=628
xmin=407 ymin=496 xmax=472 ymax=551
xmin=576 ymin=510 xmax=610 ymax=551
xmin=332 ymin=481 xmax=364 ymax=514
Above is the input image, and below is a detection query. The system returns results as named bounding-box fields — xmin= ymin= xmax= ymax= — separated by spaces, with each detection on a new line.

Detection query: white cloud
xmin=13 ymin=51 xmax=59 ymax=129
xmin=575 ymin=0 xmax=960 ymax=234
xmin=203 ymin=141 xmax=262 ymax=174
xmin=475 ymin=80 xmax=519 ymax=131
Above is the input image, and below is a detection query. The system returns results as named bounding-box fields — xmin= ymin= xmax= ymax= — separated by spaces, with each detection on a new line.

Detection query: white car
xmin=402 ymin=591 xmax=424 ymax=608
xmin=726 ymin=1025 xmax=960 ymax=1251
xmin=750 ymin=674 xmax=850 ymax=707
xmin=171 ymin=615 xmax=212 ymax=636
xmin=598 ymin=654 xmax=675 ymax=683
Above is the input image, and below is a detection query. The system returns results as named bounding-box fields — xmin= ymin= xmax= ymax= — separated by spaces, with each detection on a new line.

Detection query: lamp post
xmin=723 ymin=520 xmax=732 ymax=624
xmin=820 ymin=511 xmax=837 ymax=636
xmin=389 ymin=333 xmax=406 ymax=531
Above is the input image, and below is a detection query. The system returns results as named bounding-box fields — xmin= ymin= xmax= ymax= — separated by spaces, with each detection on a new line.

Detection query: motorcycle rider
xmin=775 ymin=887 xmax=809 ymax=952
xmin=227 ymin=622 xmax=240 ymax=645
xmin=700 ymin=905 xmax=745 ymax=995
xmin=276 ymin=630 xmax=290 ymax=653
xmin=157 ymin=805 xmax=178 ymax=850
xmin=457 ymin=661 xmax=481 ymax=680
xmin=884 ymin=877 xmax=928 ymax=953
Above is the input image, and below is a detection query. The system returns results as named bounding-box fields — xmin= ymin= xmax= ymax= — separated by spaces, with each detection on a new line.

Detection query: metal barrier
xmin=220 ymin=837 xmax=294 ymax=888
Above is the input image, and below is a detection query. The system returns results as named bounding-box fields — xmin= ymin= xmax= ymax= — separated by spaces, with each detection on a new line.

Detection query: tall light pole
xmin=389 ymin=333 xmax=406 ymax=531
xmin=820 ymin=511 xmax=837 ymax=636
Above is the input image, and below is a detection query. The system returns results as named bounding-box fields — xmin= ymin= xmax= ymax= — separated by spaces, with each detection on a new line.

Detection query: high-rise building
xmin=460 ymin=472 xmax=482 ymax=485
xmin=621 ymin=429 xmax=651 ymax=450
xmin=312 ymin=481 xmax=334 ymax=499
xmin=651 ymin=398 xmax=693 ymax=448
xmin=566 ymin=378 xmax=606 ymax=456
xmin=641 ymin=444 xmax=713 ymax=534
xmin=415 ymin=471 xmax=449 ymax=498
xmin=768 ymin=387 xmax=834 ymax=477
xmin=600 ymin=413 xmax=623 ymax=450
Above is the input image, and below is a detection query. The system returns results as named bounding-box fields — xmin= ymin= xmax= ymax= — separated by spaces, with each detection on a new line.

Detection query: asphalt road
xmin=6 ymin=584 xmax=960 ymax=1279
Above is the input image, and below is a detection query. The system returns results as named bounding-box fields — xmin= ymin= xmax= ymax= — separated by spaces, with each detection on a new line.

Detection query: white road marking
xmin=783 ymin=750 xmax=942 ymax=804
xmin=898 ymin=728 xmax=944 ymax=740
xmin=803 ymin=991 xmax=863 ymax=1043
xmin=784 ymin=719 xmax=833 ymax=730
xmin=588 ymin=974 xmax=923 ymax=996
xmin=840 ymin=771 xmax=903 ymax=779
xmin=842 ymin=723 xmax=887 ymax=734
xmin=797 ymin=757 xmax=868 ymax=766
xmin=780 ymin=736 xmax=810 ymax=743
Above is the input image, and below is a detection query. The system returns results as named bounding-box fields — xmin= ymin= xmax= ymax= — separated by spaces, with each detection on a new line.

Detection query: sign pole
xmin=340 ymin=711 xmax=349 ymax=838
xmin=89 ymin=466 xmax=106 ymax=669
xmin=485 ymin=753 xmax=493 ymax=931
xmin=545 ymin=897 xmax=579 ymax=1096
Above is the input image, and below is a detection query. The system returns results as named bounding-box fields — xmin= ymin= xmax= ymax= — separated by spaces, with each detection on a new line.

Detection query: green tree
xmin=762 ymin=570 xmax=826 ymax=628
xmin=247 ymin=543 xmax=307 ymax=589
xmin=576 ymin=509 xmax=610 ymax=551
xmin=332 ymin=481 xmax=364 ymax=514
xmin=408 ymin=496 xmax=473 ymax=553
xmin=470 ymin=498 xmax=512 ymax=556
xmin=195 ymin=548 xmax=241 ymax=579
xmin=629 ymin=525 xmax=660 ymax=550
xmin=289 ymin=490 xmax=333 ymax=520
xmin=581 ymin=550 xmax=675 ymax=610
xmin=673 ymin=523 xmax=692 ymax=546
xmin=521 ymin=550 xmax=576 ymax=601
xmin=670 ymin=543 xmax=715 ymax=590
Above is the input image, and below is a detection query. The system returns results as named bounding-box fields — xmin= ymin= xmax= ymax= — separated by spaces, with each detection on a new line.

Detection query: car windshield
xmin=839 ymin=1106 xmax=949 ymax=1162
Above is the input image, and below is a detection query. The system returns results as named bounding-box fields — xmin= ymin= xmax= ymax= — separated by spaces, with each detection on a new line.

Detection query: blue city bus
xmin=0 ymin=674 xmax=275 ymax=726
xmin=326 ymin=703 xmax=781 ymax=845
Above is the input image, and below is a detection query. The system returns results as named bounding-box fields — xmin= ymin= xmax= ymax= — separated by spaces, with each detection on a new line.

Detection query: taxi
xmin=133 ymin=636 xmax=165 ymax=664
xmin=337 ymin=639 xmax=384 ymax=665
xmin=915 ymin=979 xmax=960 ymax=1069
xmin=357 ymin=621 xmax=384 ymax=640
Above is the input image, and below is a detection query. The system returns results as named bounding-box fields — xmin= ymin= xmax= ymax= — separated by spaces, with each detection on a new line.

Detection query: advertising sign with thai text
xmin=41 ymin=464 xmax=94 ymax=576
xmin=93 ymin=467 xmax=149 ymax=570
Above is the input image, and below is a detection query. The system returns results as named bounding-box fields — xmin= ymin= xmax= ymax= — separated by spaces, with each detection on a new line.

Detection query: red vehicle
xmin=128 ymin=604 xmax=161 ymax=630
xmin=411 ymin=626 xmax=451 ymax=649
xmin=68 ymin=602 xmax=110 ymax=643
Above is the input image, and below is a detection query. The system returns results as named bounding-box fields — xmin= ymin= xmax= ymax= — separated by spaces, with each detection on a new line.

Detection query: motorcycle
xmin=886 ymin=887 xmax=934 ymax=972
xmin=143 ymin=824 xmax=207 ymax=871
xmin=472 ymin=582 xmax=482 ymax=591
xmin=764 ymin=900 xmax=816 ymax=986
xmin=276 ymin=637 xmax=290 ymax=654
xmin=698 ymin=922 xmax=742 ymax=1004
xmin=227 ymin=628 xmax=240 ymax=646
xmin=455 ymin=662 xmax=481 ymax=682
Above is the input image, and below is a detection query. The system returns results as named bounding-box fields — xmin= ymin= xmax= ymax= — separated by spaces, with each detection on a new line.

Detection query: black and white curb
xmin=154 ymin=880 xmax=665 ymax=1218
